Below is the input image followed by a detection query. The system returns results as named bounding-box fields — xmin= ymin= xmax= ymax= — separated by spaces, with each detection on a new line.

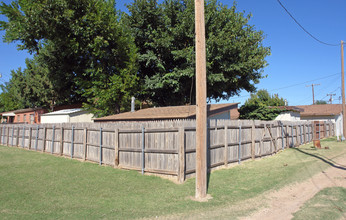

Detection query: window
xmin=23 ymin=114 xmax=26 ymax=123
xmin=30 ymin=114 xmax=34 ymax=124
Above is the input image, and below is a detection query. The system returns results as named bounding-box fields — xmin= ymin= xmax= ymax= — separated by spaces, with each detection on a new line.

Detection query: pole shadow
xmin=292 ymin=148 xmax=346 ymax=170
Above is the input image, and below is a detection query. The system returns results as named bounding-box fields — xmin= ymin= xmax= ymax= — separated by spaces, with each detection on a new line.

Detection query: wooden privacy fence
xmin=0 ymin=120 xmax=334 ymax=182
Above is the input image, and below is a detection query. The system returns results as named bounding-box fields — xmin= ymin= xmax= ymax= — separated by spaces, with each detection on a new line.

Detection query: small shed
xmin=274 ymin=106 xmax=303 ymax=121
xmin=41 ymin=108 xmax=94 ymax=124
xmin=0 ymin=111 xmax=15 ymax=123
xmin=94 ymin=103 xmax=239 ymax=122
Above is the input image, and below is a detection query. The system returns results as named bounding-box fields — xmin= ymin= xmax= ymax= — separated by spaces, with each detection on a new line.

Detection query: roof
xmin=13 ymin=107 xmax=44 ymax=114
xmin=296 ymin=104 xmax=342 ymax=117
xmin=1 ymin=111 xmax=15 ymax=117
xmin=42 ymin=108 xmax=85 ymax=116
xmin=269 ymin=106 xmax=304 ymax=112
xmin=94 ymin=103 xmax=239 ymax=122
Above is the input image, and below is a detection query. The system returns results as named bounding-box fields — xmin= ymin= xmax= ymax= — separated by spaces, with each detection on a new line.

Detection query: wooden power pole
xmin=306 ymin=84 xmax=320 ymax=104
xmin=195 ymin=0 xmax=207 ymax=200
xmin=341 ymin=40 xmax=346 ymax=139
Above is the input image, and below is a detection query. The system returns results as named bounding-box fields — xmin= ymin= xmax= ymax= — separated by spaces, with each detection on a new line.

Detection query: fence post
xmin=22 ymin=125 xmax=25 ymax=148
xmin=16 ymin=126 xmax=20 ymax=147
xmin=300 ymin=125 xmax=302 ymax=145
xmin=275 ymin=124 xmax=278 ymax=153
xmin=71 ymin=126 xmax=74 ymax=159
xmin=224 ymin=125 xmax=229 ymax=165
xmin=83 ymin=128 xmax=87 ymax=161
xmin=269 ymin=124 xmax=273 ymax=154
xmin=28 ymin=127 xmax=32 ymax=149
xmin=99 ymin=127 xmax=103 ymax=165
xmin=291 ymin=124 xmax=294 ymax=147
xmin=7 ymin=126 xmax=10 ymax=146
xmin=238 ymin=125 xmax=242 ymax=164
xmin=42 ymin=127 xmax=47 ymax=152
xmin=319 ymin=121 xmax=322 ymax=138
xmin=178 ymin=127 xmax=185 ymax=183
xmin=11 ymin=126 xmax=14 ymax=146
xmin=114 ymin=128 xmax=119 ymax=167
xmin=286 ymin=125 xmax=289 ymax=148
xmin=1 ymin=126 xmax=3 ymax=145
xmin=281 ymin=122 xmax=284 ymax=150
xmin=35 ymin=126 xmax=39 ymax=151
xmin=51 ymin=126 xmax=55 ymax=154
xmin=251 ymin=121 xmax=255 ymax=160
xmin=141 ymin=126 xmax=145 ymax=174
xmin=0 ymin=126 xmax=2 ymax=145
xmin=60 ymin=126 xmax=64 ymax=156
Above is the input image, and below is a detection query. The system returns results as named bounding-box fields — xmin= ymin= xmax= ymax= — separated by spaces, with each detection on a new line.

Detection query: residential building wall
xmin=208 ymin=111 xmax=231 ymax=120
xmin=13 ymin=109 xmax=47 ymax=124
xmin=41 ymin=115 xmax=70 ymax=123
xmin=275 ymin=112 xmax=300 ymax=121
xmin=70 ymin=112 xmax=94 ymax=123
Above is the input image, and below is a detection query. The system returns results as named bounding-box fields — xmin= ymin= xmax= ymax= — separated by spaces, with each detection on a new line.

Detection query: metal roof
xmin=42 ymin=108 xmax=84 ymax=116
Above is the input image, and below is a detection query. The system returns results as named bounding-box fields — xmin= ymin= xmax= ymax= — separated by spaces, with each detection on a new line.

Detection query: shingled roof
xmin=296 ymin=104 xmax=342 ymax=117
xmin=94 ymin=103 xmax=239 ymax=122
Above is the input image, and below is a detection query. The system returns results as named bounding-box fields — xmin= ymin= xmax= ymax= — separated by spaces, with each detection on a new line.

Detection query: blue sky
xmin=1 ymin=0 xmax=346 ymax=106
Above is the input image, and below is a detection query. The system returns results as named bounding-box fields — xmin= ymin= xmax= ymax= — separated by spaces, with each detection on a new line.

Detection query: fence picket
xmin=0 ymin=119 xmax=332 ymax=182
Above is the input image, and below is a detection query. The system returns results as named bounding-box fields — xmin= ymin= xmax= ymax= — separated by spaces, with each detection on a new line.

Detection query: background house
xmin=0 ymin=111 xmax=15 ymax=123
xmin=0 ymin=108 xmax=47 ymax=124
xmin=94 ymin=103 xmax=239 ymax=122
xmin=273 ymin=106 xmax=303 ymax=121
xmin=41 ymin=108 xmax=94 ymax=123
xmin=14 ymin=108 xmax=47 ymax=124
xmin=275 ymin=104 xmax=343 ymax=137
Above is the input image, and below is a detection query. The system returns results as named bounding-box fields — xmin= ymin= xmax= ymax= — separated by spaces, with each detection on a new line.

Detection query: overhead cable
xmin=276 ymin=0 xmax=340 ymax=47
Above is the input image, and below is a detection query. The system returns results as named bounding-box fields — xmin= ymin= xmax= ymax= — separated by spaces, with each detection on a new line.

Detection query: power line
xmin=268 ymin=73 xmax=339 ymax=92
xmin=276 ymin=0 xmax=340 ymax=47
xmin=230 ymin=73 xmax=340 ymax=104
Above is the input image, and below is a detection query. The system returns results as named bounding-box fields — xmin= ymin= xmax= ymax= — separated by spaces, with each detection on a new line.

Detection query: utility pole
xmin=341 ymin=40 xmax=346 ymax=139
xmin=306 ymin=84 xmax=320 ymax=104
xmin=195 ymin=0 xmax=207 ymax=200
xmin=326 ymin=93 xmax=336 ymax=104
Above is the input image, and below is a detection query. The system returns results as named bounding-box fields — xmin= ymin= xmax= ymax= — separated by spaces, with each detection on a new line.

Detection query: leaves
xmin=124 ymin=0 xmax=270 ymax=106
xmin=0 ymin=0 xmax=138 ymax=116
xmin=239 ymin=90 xmax=286 ymax=120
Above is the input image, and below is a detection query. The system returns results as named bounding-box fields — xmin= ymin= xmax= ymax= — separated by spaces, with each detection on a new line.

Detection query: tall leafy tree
xmin=0 ymin=0 xmax=138 ymax=116
xmin=239 ymin=89 xmax=286 ymax=120
xmin=124 ymin=0 xmax=271 ymax=106
xmin=315 ymin=100 xmax=327 ymax=105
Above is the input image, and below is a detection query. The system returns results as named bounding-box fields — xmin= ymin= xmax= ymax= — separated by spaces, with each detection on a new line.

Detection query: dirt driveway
xmin=159 ymin=148 xmax=346 ymax=220
xmin=241 ymin=153 xmax=346 ymax=220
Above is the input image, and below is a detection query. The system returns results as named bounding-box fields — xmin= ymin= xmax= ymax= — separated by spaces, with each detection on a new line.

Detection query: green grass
xmin=292 ymin=187 xmax=346 ymax=220
xmin=0 ymin=137 xmax=345 ymax=219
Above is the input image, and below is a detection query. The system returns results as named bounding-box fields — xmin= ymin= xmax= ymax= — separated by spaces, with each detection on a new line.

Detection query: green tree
xmin=315 ymin=100 xmax=327 ymax=105
xmin=124 ymin=0 xmax=270 ymax=106
xmin=239 ymin=90 xmax=286 ymax=120
xmin=0 ymin=0 xmax=138 ymax=116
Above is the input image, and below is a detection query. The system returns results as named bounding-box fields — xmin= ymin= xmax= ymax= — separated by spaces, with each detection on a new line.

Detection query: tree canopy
xmin=0 ymin=0 xmax=138 ymax=116
xmin=315 ymin=100 xmax=327 ymax=105
xmin=0 ymin=0 xmax=270 ymax=116
xmin=239 ymin=89 xmax=286 ymax=120
xmin=124 ymin=0 xmax=270 ymax=106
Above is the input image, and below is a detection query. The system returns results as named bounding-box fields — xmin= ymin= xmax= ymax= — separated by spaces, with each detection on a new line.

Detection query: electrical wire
xmin=230 ymin=72 xmax=341 ymax=102
xmin=276 ymin=0 xmax=340 ymax=47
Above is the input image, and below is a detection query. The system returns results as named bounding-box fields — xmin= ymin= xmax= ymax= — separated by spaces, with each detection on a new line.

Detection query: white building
xmin=41 ymin=108 xmax=94 ymax=124
xmin=275 ymin=104 xmax=342 ymax=137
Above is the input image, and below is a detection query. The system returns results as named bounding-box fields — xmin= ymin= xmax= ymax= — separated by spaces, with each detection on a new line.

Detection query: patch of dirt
xmin=154 ymin=152 xmax=346 ymax=220
xmin=240 ymin=155 xmax=346 ymax=220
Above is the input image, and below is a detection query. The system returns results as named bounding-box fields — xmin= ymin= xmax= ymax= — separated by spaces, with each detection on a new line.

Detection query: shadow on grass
xmin=292 ymin=148 xmax=346 ymax=171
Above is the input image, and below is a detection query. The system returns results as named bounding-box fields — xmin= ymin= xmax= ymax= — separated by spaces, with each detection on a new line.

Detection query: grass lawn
xmin=292 ymin=187 xmax=346 ymax=220
xmin=0 ymin=137 xmax=345 ymax=219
